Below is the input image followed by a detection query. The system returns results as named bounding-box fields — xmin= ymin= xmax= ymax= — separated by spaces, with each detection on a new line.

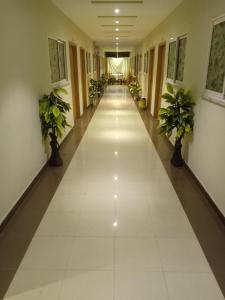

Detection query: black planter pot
xmin=171 ymin=138 xmax=183 ymax=167
xmin=49 ymin=132 xmax=63 ymax=167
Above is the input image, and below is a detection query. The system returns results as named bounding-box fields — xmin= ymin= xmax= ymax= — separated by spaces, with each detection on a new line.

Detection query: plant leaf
xmin=52 ymin=106 xmax=60 ymax=118
xmin=167 ymin=83 xmax=174 ymax=94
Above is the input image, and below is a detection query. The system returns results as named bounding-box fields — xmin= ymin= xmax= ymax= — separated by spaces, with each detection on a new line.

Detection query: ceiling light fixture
xmin=115 ymin=20 xmax=120 ymax=24
xmin=114 ymin=8 xmax=120 ymax=13
xmin=116 ymin=37 xmax=119 ymax=40
xmin=115 ymin=28 xmax=119 ymax=31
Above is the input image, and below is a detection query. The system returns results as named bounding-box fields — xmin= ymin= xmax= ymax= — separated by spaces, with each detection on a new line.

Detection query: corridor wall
xmin=135 ymin=0 xmax=225 ymax=216
xmin=0 ymin=0 xmax=94 ymax=225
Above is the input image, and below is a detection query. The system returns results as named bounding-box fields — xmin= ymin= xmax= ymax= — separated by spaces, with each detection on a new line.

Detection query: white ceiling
xmin=52 ymin=0 xmax=183 ymax=50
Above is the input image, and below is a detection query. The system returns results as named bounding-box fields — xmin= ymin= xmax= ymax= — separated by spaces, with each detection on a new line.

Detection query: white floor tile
xmin=165 ymin=272 xmax=224 ymax=300
xmin=36 ymin=212 xmax=79 ymax=237
xmin=75 ymin=210 xmax=115 ymax=237
xmin=151 ymin=207 xmax=195 ymax=238
xmin=19 ymin=237 xmax=72 ymax=270
xmin=68 ymin=238 xmax=114 ymax=270
xmin=158 ymin=238 xmax=211 ymax=272
xmin=60 ymin=271 xmax=113 ymax=300
xmin=115 ymin=271 xmax=169 ymax=300
xmin=4 ymin=270 xmax=63 ymax=300
xmin=115 ymin=237 xmax=162 ymax=271
xmin=114 ymin=214 xmax=154 ymax=237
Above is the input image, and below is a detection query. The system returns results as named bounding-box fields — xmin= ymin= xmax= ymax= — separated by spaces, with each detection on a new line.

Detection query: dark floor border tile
xmin=0 ymin=101 xmax=99 ymax=299
xmin=136 ymin=103 xmax=225 ymax=297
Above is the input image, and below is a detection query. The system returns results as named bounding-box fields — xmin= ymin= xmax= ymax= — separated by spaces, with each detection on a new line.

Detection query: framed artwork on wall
xmin=48 ymin=38 xmax=68 ymax=85
xmin=176 ymin=36 xmax=187 ymax=83
xmin=204 ymin=15 xmax=225 ymax=106
xmin=166 ymin=34 xmax=187 ymax=84
xmin=167 ymin=40 xmax=177 ymax=81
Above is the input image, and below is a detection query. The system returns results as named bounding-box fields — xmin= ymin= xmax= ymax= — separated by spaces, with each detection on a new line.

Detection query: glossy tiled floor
xmin=4 ymin=86 xmax=224 ymax=300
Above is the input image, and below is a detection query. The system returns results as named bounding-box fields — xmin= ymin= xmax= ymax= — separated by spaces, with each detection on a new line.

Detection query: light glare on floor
xmin=114 ymin=151 xmax=118 ymax=156
xmin=113 ymin=221 xmax=118 ymax=227
xmin=114 ymin=194 xmax=118 ymax=198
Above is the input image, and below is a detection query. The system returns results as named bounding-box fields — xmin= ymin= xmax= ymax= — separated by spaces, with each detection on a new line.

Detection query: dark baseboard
xmin=184 ymin=162 xmax=225 ymax=226
xmin=0 ymin=126 xmax=75 ymax=233
xmin=0 ymin=95 xmax=102 ymax=234
xmin=0 ymin=162 xmax=47 ymax=233
xmin=136 ymin=101 xmax=225 ymax=227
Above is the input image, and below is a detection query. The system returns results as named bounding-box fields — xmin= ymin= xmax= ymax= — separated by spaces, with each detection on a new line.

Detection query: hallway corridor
xmin=3 ymin=86 xmax=224 ymax=300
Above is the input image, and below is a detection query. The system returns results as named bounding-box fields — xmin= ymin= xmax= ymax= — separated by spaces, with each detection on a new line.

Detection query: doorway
xmin=154 ymin=42 xmax=166 ymax=118
xmin=80 ymin=48 xmax=88 ymax=111
xmin=97 ymin=55 xmax=100 ymax=80
xmin=69 ymin=43 xmax=80 ymax=120
xmin=147 ymin=47 xmax=155 ymax=113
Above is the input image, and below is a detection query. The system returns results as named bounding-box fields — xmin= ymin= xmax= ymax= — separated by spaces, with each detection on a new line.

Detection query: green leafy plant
xmin=89 ymin=76 xmax=107 ymax=105
xmin=89 ymin=79 xmax=98 ymax=105
xmin=39 ymin=87 xmax=71 ymax=166
xmin=159 ymin=83 xmax=195 ymax=167
xmin=129 ymin=80 xmax=142 ymax=100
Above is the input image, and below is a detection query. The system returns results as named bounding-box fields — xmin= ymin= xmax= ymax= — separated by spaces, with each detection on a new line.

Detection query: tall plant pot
xmin=49 ymin=132 xmax=63 ymax=167
xmin=171 ymin=138 xmax=183 ymax=167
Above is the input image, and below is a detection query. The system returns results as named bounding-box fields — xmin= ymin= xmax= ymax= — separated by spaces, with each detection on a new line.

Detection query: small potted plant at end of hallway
xmin=138 ymin=97 xmax=147 ymax=110
xmin=39 ymin=88 xmax=71 ymax=167
xmin=159 ymin=83 xmax=195 ymax=167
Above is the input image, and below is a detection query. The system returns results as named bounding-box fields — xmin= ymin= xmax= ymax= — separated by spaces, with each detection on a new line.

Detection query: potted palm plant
xmin=89 ymin=79 xmax=98 ymax=106
xmin=129 ymin=81 xmax=142 ymax=101
xmin=39 ymin=88 xmax=71 ymax=166
xmin=159 ymin=83 xmax=195 ymax=167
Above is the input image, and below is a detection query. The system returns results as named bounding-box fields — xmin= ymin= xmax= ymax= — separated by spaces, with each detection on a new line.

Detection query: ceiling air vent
xmin=91 ymin=1 xmax=143 ymax=3
xmin=98 ymin=16 xmax=138 ymax=18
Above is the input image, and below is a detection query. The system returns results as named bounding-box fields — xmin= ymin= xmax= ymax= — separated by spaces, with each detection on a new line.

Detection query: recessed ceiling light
xmin=114 ymin=8 xmax=120 ymax=13
xmin=114 ymin=176 xmax=118 ymax=181
xmin=115 ymin=20 xmax=120 ymax=24
xmin=116 ymin=37 xmax=119 ymax=40
xmin=114 ymin=194 xmax=118 ymax=198
xmin=115 ymin=28 xmax=119 ymax=31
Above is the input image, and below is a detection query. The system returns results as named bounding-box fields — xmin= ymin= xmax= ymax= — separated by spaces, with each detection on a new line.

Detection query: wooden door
xmin=154 ymin=43 xmax=166 ymax=118
xmin=69 ymin=43 xmax=80 ymax=120
xmin=80 ymin=48 xmax=88 ymax=110
xmin=97 ymin=55 xmax=100 ymax=80
xmin=147 ymin=48 xmax=155 ymax=113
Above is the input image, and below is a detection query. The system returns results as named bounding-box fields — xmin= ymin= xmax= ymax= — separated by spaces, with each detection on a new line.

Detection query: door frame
xmin=154 ymin=42 xmax=166 ymax=118
xmin=147 ymin=47 xmax=155 ymax=113
xmin=80 ymin=47 xmax=88 ymax=111
xmin=69 ymin=42 xmax=80 ymax=120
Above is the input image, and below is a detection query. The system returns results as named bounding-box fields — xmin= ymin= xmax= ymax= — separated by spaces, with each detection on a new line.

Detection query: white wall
xmin=135 ymin=0 xmax=225 ymax=216
xmin=0 ymin=0 xmax=94 ymax=225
